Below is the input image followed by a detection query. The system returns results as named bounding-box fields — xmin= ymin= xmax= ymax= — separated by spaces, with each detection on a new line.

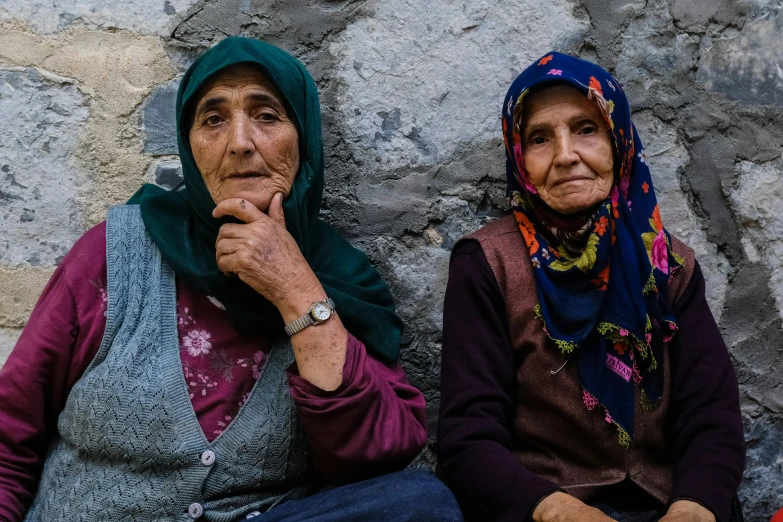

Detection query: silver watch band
xmin=284 ymin=314 xmax=314 ymax=337
xmin=284 ymin=298 xmax=336 ymax=337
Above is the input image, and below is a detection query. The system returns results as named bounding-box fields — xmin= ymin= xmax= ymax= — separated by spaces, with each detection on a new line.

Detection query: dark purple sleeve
xmin=287 ymin=334 xmax=428 ymax=484
xmin=666 ymin=261 xmax=745 ymax=522
xmin=437 ymin=240 xmax=561 ymax=522
xmin=0 ymin=224 xmax=108 ymax=522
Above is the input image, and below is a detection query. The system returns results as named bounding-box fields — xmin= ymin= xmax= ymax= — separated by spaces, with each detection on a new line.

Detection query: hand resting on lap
xmin=660 ymin=500 xmax=716 ymax=522
xmin=533 ymin=492 xmax=616 ymax=522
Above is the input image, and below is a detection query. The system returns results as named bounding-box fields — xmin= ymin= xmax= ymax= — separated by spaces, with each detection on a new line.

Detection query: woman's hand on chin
xmin=532 ymin=492 xmax=616 ymax=522
xmin=214 ymin=193 xmax=348 ymax=391
xmin=659 ymin=501 xmax=716 ymax=522
xmin=213 ymin=192 xmax=320 ymax=310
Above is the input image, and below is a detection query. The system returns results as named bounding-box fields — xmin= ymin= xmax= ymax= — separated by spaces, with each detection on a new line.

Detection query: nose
xmin=227 ymin=113 xmax=255 ymax=156
xmin=553 ymin=130 xmax=579 ymax=167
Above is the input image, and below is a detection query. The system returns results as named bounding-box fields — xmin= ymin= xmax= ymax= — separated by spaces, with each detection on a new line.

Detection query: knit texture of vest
xmin=25 ymin=205 xmax=313 ymax=522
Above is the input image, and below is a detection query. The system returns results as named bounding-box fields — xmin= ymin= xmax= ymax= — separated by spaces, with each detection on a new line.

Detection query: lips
xmin=553 ymin=175 xmax=592 ymax=187
xmin=226 ymin=171 xmax=263 ymax=179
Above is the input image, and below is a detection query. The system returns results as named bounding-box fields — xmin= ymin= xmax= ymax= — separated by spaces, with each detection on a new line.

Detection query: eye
xmin=529 ymin=135 xmax=547 ymax=145
xmin=256 ymin=111 xmax=279 ymax=122
xmin=579 ymin=124 xmax=598 ymax=135
xmin=204 ymin=115 xmax=223 ymax=126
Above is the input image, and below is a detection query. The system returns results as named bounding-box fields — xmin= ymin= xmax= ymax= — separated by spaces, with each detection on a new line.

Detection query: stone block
xmin=164 ymin=43 xmax=207 ymax=73
xmin=728 ymin=158 xmax=783 ymax=321
xmin=0 ymin=0 xmax=202 ymax=36
xmin=148 ymin=160 xmax=184 ymax=190
xmin=696 ymin=3 xmax=783 ymax=106
xmin=0 ymin=67 xmax=88 ymax=268
xmin=614 ymin=0 xmax=700 ymax=107
xmin=0 ymin=267 xmax=54 ymax=328
xmin=141 ymin=79 xmax=180 ymax=156
xmin=0 ymin=328 xmax=21 ymax=369
xmin=671 ymin=0 xmax=748 ymax=30
xmin=172 ymin=0 xmax=363 ymax=52
xmin=740 ymin=416 xmax=783 ymax=518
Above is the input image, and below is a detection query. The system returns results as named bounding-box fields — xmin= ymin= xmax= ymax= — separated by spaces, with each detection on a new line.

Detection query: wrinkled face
xmin=520 ymin=85 xmax=614 ymax=214
xmin=189 ymin=64 xmax=300 ymax=213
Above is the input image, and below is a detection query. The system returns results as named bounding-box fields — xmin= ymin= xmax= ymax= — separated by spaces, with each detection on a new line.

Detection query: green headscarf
xmin=129 ymin=36 xmax=402 ymax=362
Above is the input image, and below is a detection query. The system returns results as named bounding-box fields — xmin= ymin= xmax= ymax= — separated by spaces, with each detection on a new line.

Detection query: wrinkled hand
xmin=213 ymin=193 xmax=320 ymax=308
xmin=532 ymin=492 xmax=616 ymax=522
xmin=659 ymin=501 xmax=715 ymax=522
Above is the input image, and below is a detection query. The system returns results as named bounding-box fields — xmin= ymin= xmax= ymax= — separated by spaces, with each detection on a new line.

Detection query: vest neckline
xmin=158 ymin=268 xmax=294 ymax=453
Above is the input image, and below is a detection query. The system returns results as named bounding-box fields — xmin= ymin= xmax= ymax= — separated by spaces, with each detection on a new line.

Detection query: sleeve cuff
xmin=526 ymin=488 xmax=566 ymax=522
xmin=668 ymin=495 xmax=724 ymax=522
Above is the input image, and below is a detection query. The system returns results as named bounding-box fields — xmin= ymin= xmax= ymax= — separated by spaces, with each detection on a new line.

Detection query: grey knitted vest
xmin=25 ymin=205 xmax=313 ymax=522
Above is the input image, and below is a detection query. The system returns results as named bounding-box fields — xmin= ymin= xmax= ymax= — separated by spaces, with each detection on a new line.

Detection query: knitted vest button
xmin=200 ymin=450 xmax=216 ymax=466
xmin=188 ymin=502 xmax=204 ymax=519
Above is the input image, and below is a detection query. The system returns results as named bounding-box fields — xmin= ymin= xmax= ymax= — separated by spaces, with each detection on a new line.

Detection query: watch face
xmin=312 ymin=302 xmax=331 ymax=321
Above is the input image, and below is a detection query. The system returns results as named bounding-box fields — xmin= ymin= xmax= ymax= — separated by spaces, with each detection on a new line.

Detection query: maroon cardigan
xmin=438 ymin=228 xmax=744 ymax=521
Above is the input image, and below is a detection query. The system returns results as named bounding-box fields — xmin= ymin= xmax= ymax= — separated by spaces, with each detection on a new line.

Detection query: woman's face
xmin=520 ymin=85 xmax=614 ymax=214
xmin=189 ymin=64 xmax=300 ymax=213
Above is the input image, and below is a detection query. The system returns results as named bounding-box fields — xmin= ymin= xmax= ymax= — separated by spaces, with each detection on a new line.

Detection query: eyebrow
xmin=197 ymin=96 xmax=227 ymax=114
xmin=524 ymin=113 xmax=600 ymax=136
xmin=195 ymin=91 xmax=284 ymax=115
xmin=246 ymin=92 xmax=280 ymax=107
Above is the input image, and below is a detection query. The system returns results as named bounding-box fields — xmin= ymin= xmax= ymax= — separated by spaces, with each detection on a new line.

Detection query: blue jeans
xmin=244 ymin=470 xmax=463 ymax=522
xmin=592 ymin=500 xmax=744 ymax=522
xmin=591 ymin=503 xmax=661 ymax=522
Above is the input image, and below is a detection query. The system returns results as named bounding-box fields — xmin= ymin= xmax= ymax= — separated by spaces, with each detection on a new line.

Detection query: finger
xmin=215 ymin=238 xmax=243 ymax=275
xmin=267 ymin=192 xmax=286 ymax=228
xmin=213 ymin=198 xmax=265 ymax=223
xmin=216 ymin=249 xmax=233 ymax=275
xmin=216 ymin=223 xmax=247 ymax=242
xmin=216 ymin=252 xmax=235 ymax=276
xmin=216 ymin=249 xmax=241 ymax=276
xmin=215 ymin=237 xmax=244 ymax=259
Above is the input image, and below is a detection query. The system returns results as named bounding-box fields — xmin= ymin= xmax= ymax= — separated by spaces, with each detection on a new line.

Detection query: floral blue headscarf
xmin=502 ymin=52 xmax=684 ymax=447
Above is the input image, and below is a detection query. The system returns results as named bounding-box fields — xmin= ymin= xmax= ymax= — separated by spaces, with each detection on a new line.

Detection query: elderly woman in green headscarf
xmin=0 ymin=37 xmax=462 ymax=522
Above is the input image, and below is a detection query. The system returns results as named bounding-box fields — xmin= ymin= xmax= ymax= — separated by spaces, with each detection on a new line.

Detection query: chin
xmin=550 ymin=197 xmax=603 ymax=215
xmin=548 ymin=184 xmax=611 ymax=214
xmin=217 ymin=179 xmax=275 ymax=212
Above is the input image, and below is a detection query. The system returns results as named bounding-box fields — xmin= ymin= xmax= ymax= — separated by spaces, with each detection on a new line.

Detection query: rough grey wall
xmin=0 ymin=0 xmax=781 ymax=517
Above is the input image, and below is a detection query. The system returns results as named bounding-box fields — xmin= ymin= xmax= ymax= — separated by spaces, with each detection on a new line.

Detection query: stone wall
xmin=0 ymin=0 xmax=781 ymax=517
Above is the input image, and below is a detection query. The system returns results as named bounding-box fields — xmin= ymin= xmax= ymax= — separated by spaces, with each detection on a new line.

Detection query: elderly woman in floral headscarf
xmin=438 ymin=53 xmax=744 ymax=522
xmin=0 ymin=37 xmax=462 ymax=521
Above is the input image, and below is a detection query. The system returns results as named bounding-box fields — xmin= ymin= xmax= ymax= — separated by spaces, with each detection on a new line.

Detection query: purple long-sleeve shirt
xmin=438 ymin=240 xmax=744 ymax=522
xmin=0 ymin=222 xmax=427 ymax=522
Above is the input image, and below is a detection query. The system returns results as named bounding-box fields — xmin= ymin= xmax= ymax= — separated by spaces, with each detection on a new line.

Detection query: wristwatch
xmin=284 ymin=298 xmax=336 ymax=337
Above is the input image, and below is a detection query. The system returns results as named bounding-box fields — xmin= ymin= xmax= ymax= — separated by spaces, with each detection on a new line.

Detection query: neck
xmin=534 ymin=201 xmax=596 ymax=231
xmin=533 ymin=201 xmax=597 ymax=257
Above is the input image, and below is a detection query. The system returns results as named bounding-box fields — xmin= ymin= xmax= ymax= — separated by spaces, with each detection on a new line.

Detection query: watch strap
xmin=284 ymin=314 xmax=314 ymax=337
xmin=284 ymin=298 xmax=336 ymax=337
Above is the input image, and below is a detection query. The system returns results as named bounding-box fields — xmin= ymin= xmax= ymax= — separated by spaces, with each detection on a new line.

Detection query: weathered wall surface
xmin=0 ymin=0 xmax=781 ymax=516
